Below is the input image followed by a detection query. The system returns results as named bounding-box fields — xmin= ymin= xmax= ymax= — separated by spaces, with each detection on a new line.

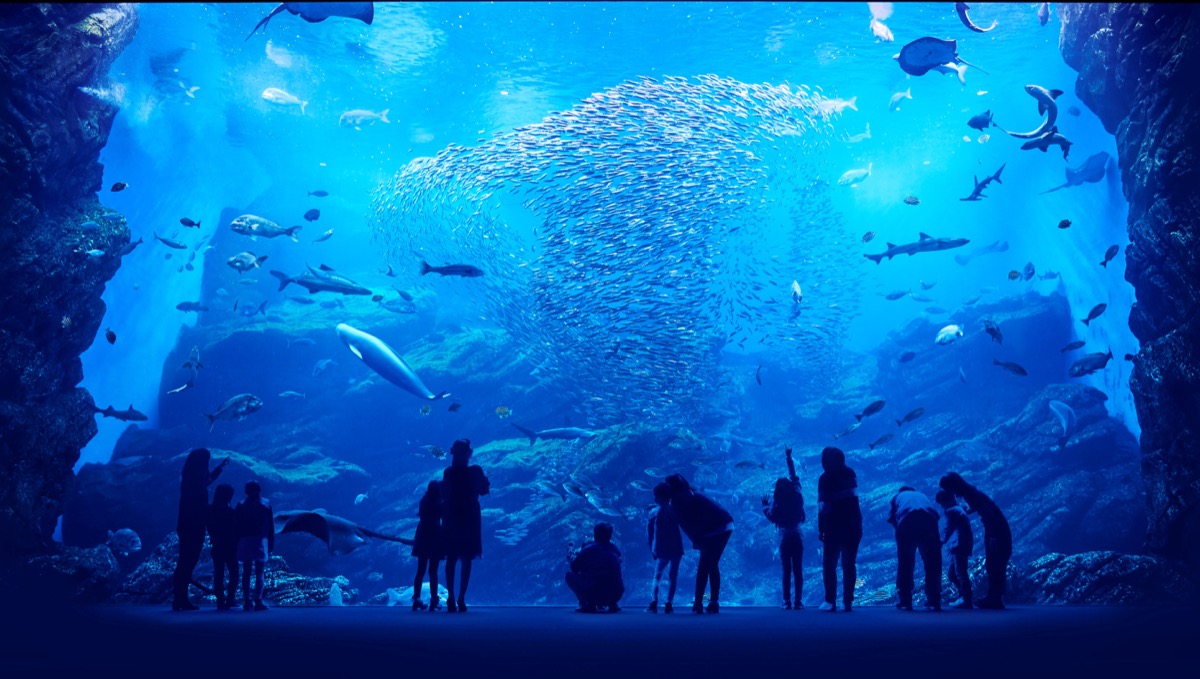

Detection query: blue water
xmin=81 ymin=2 xmax=1134 ymax=470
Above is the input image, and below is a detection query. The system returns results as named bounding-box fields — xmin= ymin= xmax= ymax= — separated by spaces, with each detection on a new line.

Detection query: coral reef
xmin=1059 ymin=4 xmax=1200 ymax=574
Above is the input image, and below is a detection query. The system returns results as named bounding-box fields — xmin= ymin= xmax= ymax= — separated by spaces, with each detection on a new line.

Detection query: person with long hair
xmin=763 ymin=447 xmax=806 ymax=610
xmin=440 ymin=439 xmax=490 ymax=612
xmin=665 ymin=473 xmax=733 ymax=614
xmin=817 ymin=446 xmax=862 ymax=612
xmin=172 ymin=448 xmax=226 ymax=611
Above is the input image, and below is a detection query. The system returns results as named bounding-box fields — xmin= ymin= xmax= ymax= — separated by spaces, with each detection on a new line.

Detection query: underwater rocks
xmin=0 ymin=4 xmax=138 ymax=557
xmin=64 ymin=438 xmax=369 ymax=567
xmin=19 ymin=545 xmax=122 ymax=604
xmin=1060 ymin=5 xmax=1200 ymax=573
xmin=1011 ymin=551 xmax=1196 ymax=605
xmin=117 ymin=532 xmax=357 ymax=606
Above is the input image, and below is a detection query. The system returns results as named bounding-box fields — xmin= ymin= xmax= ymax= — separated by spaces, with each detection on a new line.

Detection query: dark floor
xmin=5 ymin=603 xmax=1195 ymax=676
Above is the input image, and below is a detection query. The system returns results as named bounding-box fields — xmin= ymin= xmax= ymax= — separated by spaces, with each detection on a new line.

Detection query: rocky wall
xmin=1059 ymin=4 xmax=1200 ymax=571
xmin=0 ymin=4 xmax=138 ymax=556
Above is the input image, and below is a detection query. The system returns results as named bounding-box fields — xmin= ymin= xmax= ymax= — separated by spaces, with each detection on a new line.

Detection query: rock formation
xmin=0 ymin=4 xmax=138 ymax=557
xmin=1059 ymin=4 xmax=1200 ymax=574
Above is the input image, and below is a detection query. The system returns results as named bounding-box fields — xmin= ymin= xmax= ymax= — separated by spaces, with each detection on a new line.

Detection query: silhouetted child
xmin=939 ymin=472 xmax=1011 ymax=609
xmin=566 ymin=522 xmax=624 ymax=613
xmin=411 ymin=480 xmax=444 ymax=611
xmin=647 ymin=482 xmax=683 ymax=613
xmin=763 ymin=447 xmax=806 ymax=610
xmin=234 ymin=480 xmax=274 ymax=612
xmin=207 ymin=483 xmax=239 ymax=611
xmin=936 ymin=489 xmax=974 ymax=609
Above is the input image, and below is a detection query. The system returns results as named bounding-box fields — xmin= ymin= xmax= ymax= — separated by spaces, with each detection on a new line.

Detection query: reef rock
xmin=0 ymin=4 xmax=139 ymax=557
xmin=1011 ymin=551 xmax=1196 ymax=604
xmin=1060 ymin=4 xmax=1200 ymax=574
xmin=21 ymin=545 xmax=122 ymax=604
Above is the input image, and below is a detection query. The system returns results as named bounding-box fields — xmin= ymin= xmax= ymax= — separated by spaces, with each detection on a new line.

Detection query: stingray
xmin=274 ymin=509 xmax=414 ymax=555
xmin=895 ymin=37 xmax=987 ymax=77
xmin=1048 ymin=400 xmax=1077 ymax=450
xmin=1041 ymin=151 xmax=1113 ymax=193
xmin=246 ymin=2 xmax=374 ymax=41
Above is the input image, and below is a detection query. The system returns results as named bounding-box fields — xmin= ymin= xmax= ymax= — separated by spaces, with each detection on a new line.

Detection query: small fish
xmin=888 ymin=88 xmax=912 ymax=112
xmin=81 ymin=220 xmax=100 ymax=231
xmin=420 ymin=404 xmax=431 ymax=416
xmin=903 ymin=196 xmax=920 ymax=206
xmin=100 ymin=213 xmax=123 ymax=223
xmin=1058 ymin=219 xmax=1071 ymax=229
xmin=862 ymin=231 xmax=876 ymax=243
xmin=179 ymin=217 xmax=200 ymax=228
xmin=304 ymin=209 xmax=320 ymax=222
xmin=644 ymin=467 xmax=667 ymax=477
xmin=313 ymin=229 xmax=334 ymax=242
xmin=448 ymin=401 xmax=462 ymax=412
xmin=1124 ymin=353 xmax=1136 ymax=362
xmin=856 ymin=400 xmax=886 ymax=422
xmin=1067 ymin=105 xmax=1081 ymax=117
xmin=396 ymin=290 xmax=413 ymax=301
xmin=278 ymin=391 xmax=305 ymax=399
xmin=289 ymin=296 xmax=316 ymax=305
xmin=734 ymin=460 xmax=764 ymax=470
xmin=495 ymin=405 xmax=511 ymax=419
xmin=261 ymin=87 xmax=307 ymax=113
xmin=983 ymin=319 xmax=1003 ymax=344
xmin=791 ymin=280 xmax=803 ymax=304
xmin=1100 ymin=245 xmax=1120 ymax=267
xmin=834 ymin=421 xmax=861 ymax=440
xmin=355 ymin=492 xmax=369 ymax=506
xmin=153 ymin=232 xmax=188 ymax=250
xmin=384 ymin=265 xmax=398 ymax=278
xmin=977 ymin=133 xmax=991 ymax=144
xmin=1024 ymin=262 xmax=1036 ymax=281
xmin=339 ymin=108 xmax=391 ymax=127
xmin=838 ymin=163 xmax=872 ymax=186
xmin=105 ymin=328 xmax=116 ymax=344
xmin=959 ymin=366 xmax=967 ymax=384
xmin=1038 ymin=2 xmax=1050 ymax=26
xmin=371 ymin=294 xmax=383 ymax=302
xmin=1008 ymin=270 xmax=1021 ymax=281
xmin=308 ymin=190 xmax=329 ymax=197
xmin=935 ymin=325 xmax=964 ymax=345
xmin=1061 ymin=340 xmax=1086 ymax=353
xmin=1082 ymin=303 xmax=1108 ymax=326
xmin=106 ymin=528 xmax=142 ymax=556
xmin=1039 ymin=270 xmax=1061 ymax=281
xmin=883 ymin=290 xmax=909 ymax=301
xmin=426 ymin=444 xmax=446 ymax=460
xmin=895 ymin=407 xmax=925 ymax=427
xmin=421 ymin=261 xmax=484 ymax=277
xmin=993 ymin=359 xmax=1028 ymax=376
xmin=175 ymin=301 xmax=208 ymax=313
xmin=898 ymin=351 xmax=916 ymax=363
xmin=629 ymin=479 xmax=653 ymax=491
xmin=755 ymin=365 xmax=762 ymax=386
xmin=1069 ymin=350 xmax=1114 ymax=378
xmin=967 ymin=110 xmax=994 ymax=131
xmin=920 ymin=280 xmax=937 ymax=290
xmin=85 ymin=249 xmax=105 ymax=258
xmin=110 ymin=182 xmax=128 ymax=192
xmin=868 ymin=434 xmax=893 ymax=451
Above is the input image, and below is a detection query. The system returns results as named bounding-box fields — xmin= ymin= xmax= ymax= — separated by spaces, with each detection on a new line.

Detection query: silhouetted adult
xmin=888 ymin=486 xmax=942 ymax=611
xmin=235 ymin=480 xmax=274 ymax=611
xmin=566 ymin=522 xmax=625 ymax=612
xmin=665 ymin=473 xmax=733 ymax=614
xmin=940 ymin=472 xmax=1011 ymax=609
xmin=208 ymin=483 xmax=239 ymax=610
xmin=172 ymin=448 xmax=226 ymax=611
xmin=817 ymin=446 xmax=862 ymax=612
xmin=441 ymin=438 xmax=490 ymax=613
xmin=763 ymin=447 xmax=806 ymax=609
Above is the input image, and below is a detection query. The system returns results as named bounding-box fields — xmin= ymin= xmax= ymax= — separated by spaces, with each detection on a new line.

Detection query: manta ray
xmin=895 ymin=37 xmax=987 ymax=77
xmin=247 ymin=3 xmax=374 ymax=41
xmin=274 ymin=509 xmax=414 ymax=555
xmin=1041 ymin=151 xmax=1112 ymax=193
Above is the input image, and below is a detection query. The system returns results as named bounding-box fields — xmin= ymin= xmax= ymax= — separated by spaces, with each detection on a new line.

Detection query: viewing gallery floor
xmin=6 ymin=603 xmax=1194 ymax=675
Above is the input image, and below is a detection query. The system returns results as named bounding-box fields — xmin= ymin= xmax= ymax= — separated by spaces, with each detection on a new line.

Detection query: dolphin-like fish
xmin=274 ymin=509 xmax=414 ymax=556
xmin=955 ymin=2 xmax=997 ymax=33
xmin=336 ymin=323 xmax=449 ymax=400
xmin=247 ymin=2 xmax=374 ymax=41
xmin=1000 ymin=85 xmax=1064 ymax=139
xmin=959 ymin=162 xmax=1005 ymax=201
xmin=1041 ymin=151 xmax=1112 ymax=193
xmin=1048 ymin=400 xmax=1077 ymax=450
xmin=865 ymin=233 xmax=970 ymax=264
xmin=511 ymin=423 xmax=598 ymax=446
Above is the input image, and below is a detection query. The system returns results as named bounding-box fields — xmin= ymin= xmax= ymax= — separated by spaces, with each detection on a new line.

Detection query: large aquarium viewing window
xmin=1 ymin=2 xmax=1197 ymax=674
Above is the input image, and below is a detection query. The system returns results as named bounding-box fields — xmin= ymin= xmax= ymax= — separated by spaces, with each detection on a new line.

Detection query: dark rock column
xmin=1059 ymin=4 xmax=1200 ymax=571
xmin=0 ymin=4 xmax=138 ymax=556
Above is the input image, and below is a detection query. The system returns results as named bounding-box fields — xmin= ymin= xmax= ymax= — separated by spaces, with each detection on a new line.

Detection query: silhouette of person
xmin=441 ymin=439 xmax=490 ymax=613
xmin=936 ymin=489 xmax=974 ymax=609
xmin=763 ymin=447 xmax=806 ymax=609
xmin=172 ymin=448 xmax=226 ymax=611
xmin=208 ymin=483 xmax=239 ymax=610
xmin=646 ymin=482 xmax=683 ymax=613
xmin=234 ymin=480 xmax=274 ymax=611
xmin=566 ymin=522 xmax=625 ymax=613
xmin=665 ymin=473 xmax=733 ymax=614
xmin=817 ymin=446 xmax=862 ymax=612
xmin=411 ymin=480 xmax=444 ymax=611
xmin=940 ymin=472 xmax=1011 ymax=609
xmin=888 ymin=486 xmax=942 ymax=611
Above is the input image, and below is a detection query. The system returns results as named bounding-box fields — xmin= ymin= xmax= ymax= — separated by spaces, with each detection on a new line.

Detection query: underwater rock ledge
xmin=1059 ymin=4 xmax=1200 ymax=574
xmin=0 ymin=4 xmax=138 ymax=557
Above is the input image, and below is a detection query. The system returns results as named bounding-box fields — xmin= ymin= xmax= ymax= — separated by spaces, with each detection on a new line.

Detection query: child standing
xmin=234 ymin=480 xmax=274 ymax=612
xmin=207 ymin=483 xmax=239 ymax=610
xmin=763 ymin=447 xmax=806 ymax=609
xmin=646 ymin=482 xmax=683 ymax=613
xmin=936 ymin=489 xmax=974 ymax=609
xmin=411 ymin=480 xmax=444 ymax=611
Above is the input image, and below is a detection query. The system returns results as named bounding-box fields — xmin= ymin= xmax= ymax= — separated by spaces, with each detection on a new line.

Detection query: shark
xmin=1020 ymin=126 xmax=1073 ymax=159
xmin=865 ymin=233 xmax=970 ymax=264
xmin=167 ymin=346 xmax=203 ymax=395
xmin=93 ymin=404 xmax=148 ymax=422
xmin=511 ymin=423 xmax=598 ymax=446
xmin=960 ymin=162 xmax=1006 ymax=201
xmin=1041 ymin=151 xmax=1112 ymax=193
xmin=274 ymin=509 xmax=413 ymax=556
xmin=270 ymin=265 xmax=371 ymax=295
xmin=1000 ymin=85 xmax=1064 ymax=139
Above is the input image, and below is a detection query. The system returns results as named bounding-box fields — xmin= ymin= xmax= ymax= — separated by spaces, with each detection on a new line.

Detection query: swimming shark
xmin=336 ymin=323 xmax=449 ymax=400
xmin=274 ymin=509 xmax=413 ymax=556
xmin=864 ymin=233 xmax=970 ymax=264
xmin=246 ymin=3 xmax=374 ymax=41
xmin=1041 ymin=151 xmax=1112 ymax=193
xmin=93 ymin=404 xmax=148 ymax=422
xmin=960 ymin=162 xmax=1005 ymax=201
xmin=1000 ymin=85 xmax=1064 ymax=139
xmin=955 ymin=2 xmax=997 ymax=33
xmin=511 ymin=423 xmax=598 ymax=446
xmin=1020 ymin=126 xmax=1073 ymax=159
xmin=167 ymin=346 xmax=203 ymax=395
xmin=270 ymin=266 xmax=371 ymax=295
